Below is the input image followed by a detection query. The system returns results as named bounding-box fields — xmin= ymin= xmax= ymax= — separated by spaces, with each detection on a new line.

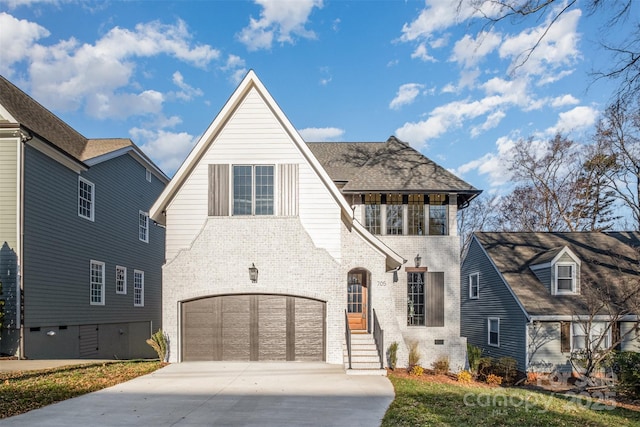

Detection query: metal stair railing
xmin=345 ymin=310 xmax=352 ymax=369
xmin=372 ymin=309 xmax=384 ymax=369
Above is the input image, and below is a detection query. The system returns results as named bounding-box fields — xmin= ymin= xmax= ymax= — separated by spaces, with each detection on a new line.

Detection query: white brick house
xmin=150 ymin=71 xmax=480 ymax=371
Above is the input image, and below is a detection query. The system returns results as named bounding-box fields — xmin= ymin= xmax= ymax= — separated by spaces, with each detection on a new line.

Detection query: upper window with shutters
xmin=208 ymin=164 xmax=299 ymax=217
xmin=233 ymin=165 xmax=274 ymax=215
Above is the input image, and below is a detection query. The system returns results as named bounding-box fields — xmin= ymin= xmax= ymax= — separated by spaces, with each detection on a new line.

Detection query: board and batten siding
xmin=22 ymin=145 xmax=164 ymax=329
xmin=165 ymin=87 xmax=341 ymax=262
xmin=461 ymin=237 xmax=529 ymax=370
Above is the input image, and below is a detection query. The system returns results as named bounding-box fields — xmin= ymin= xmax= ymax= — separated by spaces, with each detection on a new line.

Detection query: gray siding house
xmin=150 ymin=71 xmax=481 ymax=371
xmin=461 ymin=232 xmax=640 ymax=373
xmin=0 ymin=76 xmax=168 ymax=359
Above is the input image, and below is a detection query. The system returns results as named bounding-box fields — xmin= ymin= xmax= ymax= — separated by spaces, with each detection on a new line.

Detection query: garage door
xmin=181 ymin=294 xmax=325 ymax=361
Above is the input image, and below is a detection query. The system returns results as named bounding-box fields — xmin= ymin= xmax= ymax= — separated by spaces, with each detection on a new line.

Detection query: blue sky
xmin=1 ymin=0 xmax=636 ymax=195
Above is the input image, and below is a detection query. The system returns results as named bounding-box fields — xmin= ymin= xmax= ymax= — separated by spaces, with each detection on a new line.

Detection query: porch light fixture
xmin=249 ymin=263 xmax=259 ymax=283
xmin=414 ymin=254 xmax=422 ymax=268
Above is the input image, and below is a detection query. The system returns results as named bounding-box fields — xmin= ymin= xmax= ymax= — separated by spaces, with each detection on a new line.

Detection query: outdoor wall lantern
xmin=249 ymin=263 xmax=259 ymax=283
xmin=414 ymin=254 xmax=422 ymax=268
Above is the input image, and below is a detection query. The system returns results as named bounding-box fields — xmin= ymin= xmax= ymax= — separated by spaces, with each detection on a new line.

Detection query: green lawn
xmin=383 ymin=373 xmax=640 ymax=427
xmin=0 ymin=360 xmax=163 ymax=419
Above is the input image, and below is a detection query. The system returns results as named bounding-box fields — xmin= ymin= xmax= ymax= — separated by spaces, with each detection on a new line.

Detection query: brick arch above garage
xmin=181 ymin=294 xmax=326 ymax=362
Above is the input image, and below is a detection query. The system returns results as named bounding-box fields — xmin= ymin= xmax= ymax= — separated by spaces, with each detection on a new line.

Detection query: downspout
xmin=18 ymin=129 xmax=31 ymax=359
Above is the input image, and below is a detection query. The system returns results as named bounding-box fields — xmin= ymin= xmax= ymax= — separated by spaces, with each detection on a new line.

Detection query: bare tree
xmin=496 ymin=134 xmax=622 ymax=232
xmin=570 ymin=246 xmax=640 ymax=380
xmin=594 ymin=99 xmax=640 ymax=230
xmin=463 ymin=0 xmax=639 ymax=102
xmin=458 ymin=193 xmax=499 ymax=255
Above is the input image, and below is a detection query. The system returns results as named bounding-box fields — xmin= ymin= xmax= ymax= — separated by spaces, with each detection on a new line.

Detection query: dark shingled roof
xmin=0 ymin=75 xmax=156 ymax=166
xmin=0 ymin=75 xmax=87 ymax=160
xmin=307 ymin=136 xmax=481 ymax=207
xmin=474 ymin=232 xmax=640 ymax=316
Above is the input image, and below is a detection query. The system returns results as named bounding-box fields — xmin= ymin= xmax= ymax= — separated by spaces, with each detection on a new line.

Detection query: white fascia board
xmin=0 ymin=102 xmax=17 ymax=123
xmin=529 ymin=262 xmax=551 ymax=271
xmin=474 ymin=235 xmax=530 ymax=321
xmin=551 ymin=246 xmax=581 ymax=266
xmin=85 ymin=146 xmax=169 ymax=183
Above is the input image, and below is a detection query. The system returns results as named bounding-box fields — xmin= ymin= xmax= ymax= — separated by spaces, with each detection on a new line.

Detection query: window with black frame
xmin=428 ymin=193 xmax=448 ymax=235
xmin=407 ymin=272 xmax=425 ymax=326
xmin=364 ymin=193 xmax=381 ymax=234
xmin=408 ymin=194 xmax=424 ymax=235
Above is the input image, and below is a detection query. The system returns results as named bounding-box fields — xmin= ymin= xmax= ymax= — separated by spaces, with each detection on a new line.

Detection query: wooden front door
xmin=347 ymin=272 xmax=367 ymax=331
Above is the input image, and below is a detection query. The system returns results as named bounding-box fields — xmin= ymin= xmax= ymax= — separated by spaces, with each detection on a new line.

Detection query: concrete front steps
xmin=344 ymin=332 xmax=387 ymax=376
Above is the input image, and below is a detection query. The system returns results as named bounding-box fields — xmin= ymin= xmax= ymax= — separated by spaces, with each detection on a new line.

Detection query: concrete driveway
xmin=0 ymin=362 xmax=395 ymax=426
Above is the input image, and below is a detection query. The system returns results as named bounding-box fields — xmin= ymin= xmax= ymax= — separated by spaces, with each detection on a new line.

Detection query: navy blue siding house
xmin=0 ymin=75 xmax=168 ymax=359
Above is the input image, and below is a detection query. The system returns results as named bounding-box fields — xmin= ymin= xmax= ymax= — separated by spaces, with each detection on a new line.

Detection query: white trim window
xmin=146 ymin=169 xmax=152 ymax=182
xmin=139 ymin=211 xmax=149 ymax=243
xmin=134 ymin=270 xmax=144 ymax=307
xmin=572 ymin=322 xmax=611 ymax=351
xmin=488 ymin=317 xmax=500 ymax=347
xmin=78 ymin=177 xmax=95 ymax=221
xmin=469 ymin=273 xmax=479 ymax=299
xmin=116 ymin=266 xmax=127 ymax=294
xmin=90 ymin=260 xmax=105 ymax=305
xmin=555 ymin=263 xmax=576 ymax=294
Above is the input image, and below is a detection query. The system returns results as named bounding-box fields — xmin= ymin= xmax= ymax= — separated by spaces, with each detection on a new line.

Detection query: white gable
xmin=151 ymin=70 xmax=403 ymax=267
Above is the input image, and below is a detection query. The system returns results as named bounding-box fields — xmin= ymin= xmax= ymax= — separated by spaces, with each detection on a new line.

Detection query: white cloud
xmin=550 ymin=94 xmax=580 ymax=108
xmin=470 ymin=110 xmax=506 ymax=137
xmin=411 ymin=43 xmax=436 ymax=62
xmin=2 ymin=0 xmax=61 ymax=8
xmin=220 ymin=54 xmax=247 ymax=84
xmin=499 ymin=8 xmax=582 ymax=80
xmin=0 ymin=13 xmax=49 ymax=76
xmin=396 ymin=95 xmax=507 ymax=147
xmin=171 ymin=71 xmax=203 ymax=101
xmin=86 ymin=90 xmax=164 ymax=120
xmin=389 ymin=83 xmax=424 ymax=110
xmin=400 ymin=0 xmax=501 ymax=42
xmin=298 ymin=127 xmax=344 ymax=141
xmin=131 ymin=127 xmax=198 ymax=176
xmin=319 ymin=66 xmax=332 ymax=86
xmin=450 ymin=31 xmax=502 ymax=69
xmin=10 ymin=17 xmax=219 ymax=119
xmin=546 ymin=105 xmax=598 ymax=135
xmin=455 ymin=135 xmax=518 ymax=188
xmin=238 ymin=0 xmax=323 ymax=51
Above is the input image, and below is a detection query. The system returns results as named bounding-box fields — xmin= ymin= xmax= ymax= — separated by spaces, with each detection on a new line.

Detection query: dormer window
xmin=555 ymin=263 xmax=576 ymax=294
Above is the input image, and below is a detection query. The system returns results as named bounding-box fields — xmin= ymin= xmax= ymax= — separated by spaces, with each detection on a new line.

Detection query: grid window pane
xmin=407 ymin=272 xmax=425 ymax=326
xmin=557 ymin=265 xmax=573 ymax=291
xmin=408 ymin=194 xmax=425 ymax=235
xmin=386 ymin=194 xmax=403 ymax=235
xmin=134 ymin=270 xmax=144 ymax=307
xmin=255 ymin=165 xmax=274 ymax=215
xmin=347 ymin=273 xmax=363 ymax=313
xmin=139 ymin=211 xmax=149 ymax=242
xmin=364 ymin=194 xmax=381 ymax=234
xmin=78 ymin=178 xmax=94 ymax=220
xmin=116 ymin=266 xmax=126 ymax=294
xmin=90 ymin=261 xmax=104 ymax=305
xmin=233 ymin=166 xmax=253 ymax=215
